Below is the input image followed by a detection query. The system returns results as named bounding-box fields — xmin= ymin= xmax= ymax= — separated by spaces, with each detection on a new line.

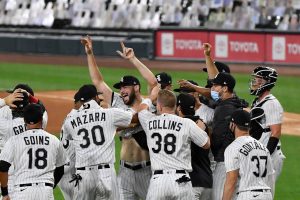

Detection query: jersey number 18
xmin=27 ymin=148 xmax=48 ymax=169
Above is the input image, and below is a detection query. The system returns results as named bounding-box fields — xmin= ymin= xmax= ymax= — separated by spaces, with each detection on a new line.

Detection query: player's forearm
xmin=86 ymin=53 xmax=104 ymax=86
xmin=0 ymin=172 xmax=8 ymax=187
xmin=270 ymin=124 xmax=282 ymax=138
xmin=205 ymin=55 xmax=219 ymax=79
xmin=222 ymin=183 xmax=235 ymax=200
xmin=129 ymin=57 xmax=157 ymax=91
xmin=194 ymin=86 xmax=211 ymax=98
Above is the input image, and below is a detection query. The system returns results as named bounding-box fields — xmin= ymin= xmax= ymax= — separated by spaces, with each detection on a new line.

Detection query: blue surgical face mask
xmin=211 ymin=90 xmax=220 ymax=102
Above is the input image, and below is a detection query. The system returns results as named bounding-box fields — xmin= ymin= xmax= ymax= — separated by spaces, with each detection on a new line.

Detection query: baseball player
xmin=138 ymin=89 xmax=210 ymax=200
xmin=62 ymin=84 xmax=133 ymax=200
xmin=0 ymin=84 xmax=48 ymax=129
xmin=223 ymin=109 xmax=274 ymax=200
xmin=176 ymin=93 xmax=213 ymax=200
xmin=249 ymin=66 xmax=285 ymax=182
xmin=0 ymin=104 xmax=66 ymax=200
xmin=82 ymin=36 xmax=157 ymax=199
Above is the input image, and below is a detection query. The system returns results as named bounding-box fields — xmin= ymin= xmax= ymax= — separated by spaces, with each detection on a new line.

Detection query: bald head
xmin=157 ymin=89 xmax=176 ymax=111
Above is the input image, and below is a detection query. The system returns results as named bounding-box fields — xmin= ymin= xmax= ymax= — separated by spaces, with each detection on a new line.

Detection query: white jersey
xmin=252 ymin=94 xmax=283 ymax=146
xmin=0 ymin=105 xmax=48 ymax=129
xmin=0 ymin=129 xmax=66 ymax=185
xmin=138 ymin=110 xmax=209 ymax=171
xmin=195 ymin=103 xmax=214 ymax=127
xmin=60 ymin=109 xmax=77 ymax=171
xmin=224 ymin=136 xmax=274 ymax=192
xmin=63 ymin=100 xmax=132 ymax=168
xmin=0 ymin=99 xmax=5 ymax=108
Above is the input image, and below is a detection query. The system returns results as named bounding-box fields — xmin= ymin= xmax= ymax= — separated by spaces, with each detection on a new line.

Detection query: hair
xmin=157 ymin=89 xmax=176 ymax=109
xmin=179 ymin=106 xmax=195 ymax=116
xmin=227 ymin=86 xmax=234 ymax=93
xmin=236 ymin=124 xmax=250 ymax=132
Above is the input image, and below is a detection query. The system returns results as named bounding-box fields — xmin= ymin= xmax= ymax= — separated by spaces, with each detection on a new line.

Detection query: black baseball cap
xmin=77 ymin=84 xmax=99 ymax=102
xmin=14 ymin=92 xmax=30 ymax=110
xmin=7 ymin=84 xmax=34 ymax=96
xmin=113 ymin=75 xmax=140 ymax=89
xmin=203 ymin=61 xmax=230 ymax=73
xmin=174 ymin=80 xmax=198 ymax=93
xmin=74 ymin=91 xmax=80 ymax=103
xmin=177 ymin=93 xmax=195 ymax=110
xmin=231 ymin=109 xmax=250 ymax=128
xmin=212 ymin=72 xmax=236 ymax=90
xmin=24 ymin=104 xmax=44 ymax=124
xmin=155 ymin=72 xmax=172 ymax=85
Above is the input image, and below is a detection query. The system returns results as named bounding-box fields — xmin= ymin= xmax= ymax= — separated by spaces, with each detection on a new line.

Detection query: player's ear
xmin=134 ymin=85 xmax=140 ymax=92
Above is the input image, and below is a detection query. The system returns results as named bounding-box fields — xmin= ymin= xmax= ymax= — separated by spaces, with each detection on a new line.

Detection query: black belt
xmin=238 ymin=189 xmax=270 ymax=194
xmin=251 ymin=189 xmax=270 ymax=192
xmin=154 ymin=170 xmax=186 ymax=175
xmin=121 ymin=161 xmax=151 ymax=170
xmin=77 ymin=164 xmax=110 ymax=171
xmin=19 ymin=183 xmax=53 ymax=188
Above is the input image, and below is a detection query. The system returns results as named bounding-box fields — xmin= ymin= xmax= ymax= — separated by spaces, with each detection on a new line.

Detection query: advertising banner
xmin=155 ymin=31 xmax=209 ymax=59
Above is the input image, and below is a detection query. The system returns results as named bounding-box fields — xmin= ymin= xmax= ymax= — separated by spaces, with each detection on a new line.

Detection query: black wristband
xmin=1 ymin=186 xmax=8 ymax=196
xmin=266 ymin=136 xmax=279 ymax=154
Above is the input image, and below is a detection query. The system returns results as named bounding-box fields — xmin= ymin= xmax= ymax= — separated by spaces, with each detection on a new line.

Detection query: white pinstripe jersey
xmin=252 ymin=94 xmax=283 ymax=146
xmin=138 ymin=110 xmax=209 ymax=171
xmin=0 ymin=99 xmax=5 ymax=108
xmin=60 ymin=109 xmax=77 ymax=172
xmin=224 ymin=136 xmax=274 ymax=192
xmin=0 ymin=106 xmax=48 ymax=151
xmin=63 ymin=100 xmax=133 ymax=168
xmin=0 ymin=129 xmax=67 ymax=185
xmin=195 ymin=103 xmax=214 ymax=127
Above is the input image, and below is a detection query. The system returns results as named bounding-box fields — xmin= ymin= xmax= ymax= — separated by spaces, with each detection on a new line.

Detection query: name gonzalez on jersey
xmin=239 ymin=140 xmax=267 ymax=156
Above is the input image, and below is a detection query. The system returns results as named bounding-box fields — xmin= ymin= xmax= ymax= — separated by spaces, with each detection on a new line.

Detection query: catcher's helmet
xmin=250 ymin=66 xmax=278 ymax=96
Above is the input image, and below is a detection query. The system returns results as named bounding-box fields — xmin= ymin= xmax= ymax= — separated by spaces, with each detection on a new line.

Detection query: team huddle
xmin=0 ymin=37 xmax=285 ymax=200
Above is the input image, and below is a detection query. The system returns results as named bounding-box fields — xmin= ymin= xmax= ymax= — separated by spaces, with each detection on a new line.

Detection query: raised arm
xmin=178 ymin=80 xmax=211 ymax=98
xmin=117 ymin=42 xmax=158 ymax=94
xmin=203 ymin=43 xmax=219 ymax=79
xmin=81 ymin=36 xmax=113 ymax=104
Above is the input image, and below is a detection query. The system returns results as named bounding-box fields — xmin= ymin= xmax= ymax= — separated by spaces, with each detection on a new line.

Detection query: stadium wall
xmin=0 ymin=28 xmax=300 ymax=65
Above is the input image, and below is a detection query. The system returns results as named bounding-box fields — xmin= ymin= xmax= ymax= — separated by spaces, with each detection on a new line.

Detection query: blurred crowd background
xmin=0 ymin=0 xmax=300 ymax=30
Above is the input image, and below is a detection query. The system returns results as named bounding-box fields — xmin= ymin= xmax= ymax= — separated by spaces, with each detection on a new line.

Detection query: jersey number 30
xmin=151 ymin=133 xmax=176 ymax=154
xmin=78 ymin=125 xmax=105 ymax=148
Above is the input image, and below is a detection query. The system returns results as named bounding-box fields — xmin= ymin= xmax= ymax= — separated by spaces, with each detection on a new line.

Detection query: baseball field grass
xmin=1 ymin=62 xmax=300 ymax=199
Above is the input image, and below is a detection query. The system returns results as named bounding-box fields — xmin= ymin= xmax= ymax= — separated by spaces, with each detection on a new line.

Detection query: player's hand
xmin=203 ymin=43 xmax=212 ymax=57
xmin=116 ymin=41 xmax=135 ymax=60
xmin=4 ymin=89 xmax=24 ymax=108
xmin=81 ymin=36 xmax=93 ymax=55
xmin=2 ymin=195 xmax=10 ymax=200
xmin=177 ymin=80 xmax=195 ymax=90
